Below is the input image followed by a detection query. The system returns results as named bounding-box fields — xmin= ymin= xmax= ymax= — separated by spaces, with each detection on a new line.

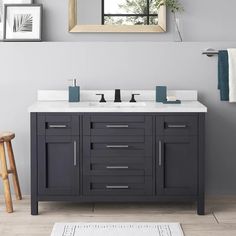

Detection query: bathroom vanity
xmin=29 ymin=91 xmax=207 ymax=216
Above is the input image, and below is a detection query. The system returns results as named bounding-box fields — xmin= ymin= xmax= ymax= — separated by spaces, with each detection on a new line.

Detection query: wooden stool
xmin=0 ymin=132 xmax=22 ymax=213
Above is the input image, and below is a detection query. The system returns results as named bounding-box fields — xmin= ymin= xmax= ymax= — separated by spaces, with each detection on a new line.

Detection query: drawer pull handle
xmin=159 ymin=140 xmax=162 ymax=166
xmin=167 ymin=124 xmax=187 ymax=128
xmin=106 ymin=145 xmax=129 ymax=148
xmin=74 ymin=141 xmax=77 ymax=166
xmin=106 ymin=125 xmax=129 ymax=128
xmin=106 ymin=186 xmax=129 ymax=189
xmin=106 ymin=166 xmax=129 ymax=169
xmin=49 ymin=125 xmax=67 ymax=128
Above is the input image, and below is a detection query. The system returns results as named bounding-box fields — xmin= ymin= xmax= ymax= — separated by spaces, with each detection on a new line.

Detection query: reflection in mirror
xmin=103 ymin=0 xmax=158 ymax=25
xmin=77 ymin=0 xmax=159 ymax=26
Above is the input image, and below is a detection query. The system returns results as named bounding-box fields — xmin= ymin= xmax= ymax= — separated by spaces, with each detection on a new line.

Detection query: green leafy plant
xmin=156 ymin=0 xmax=184 ymax=41
xmin=156 ymin=0 xmax=184 ymax=13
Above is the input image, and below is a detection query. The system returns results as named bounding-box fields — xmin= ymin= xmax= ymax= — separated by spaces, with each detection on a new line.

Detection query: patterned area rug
xmin=51 ymin=223 xmax=184 ymax=236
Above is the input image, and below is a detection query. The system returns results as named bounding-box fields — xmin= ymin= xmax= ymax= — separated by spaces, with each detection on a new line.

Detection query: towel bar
xmin=202 ymin=48 xmax=219 ymax=57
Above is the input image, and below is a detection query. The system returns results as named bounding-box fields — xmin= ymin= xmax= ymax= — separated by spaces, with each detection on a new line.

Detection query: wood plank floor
xmin=1 ymin=196 xmax=236 ymax=236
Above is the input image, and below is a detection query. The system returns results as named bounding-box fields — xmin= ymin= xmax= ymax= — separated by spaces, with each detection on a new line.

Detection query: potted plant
xmin=156 ymin=0 xmax=184 ymax=41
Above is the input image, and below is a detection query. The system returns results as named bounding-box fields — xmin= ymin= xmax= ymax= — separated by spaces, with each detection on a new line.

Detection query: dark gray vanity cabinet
xmin=31 ymin=113 xmax=205 ymax=216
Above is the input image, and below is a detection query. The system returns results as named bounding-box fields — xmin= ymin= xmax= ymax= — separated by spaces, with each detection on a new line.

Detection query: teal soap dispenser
xmin=69 ymin=79 xmax=80 ymax=102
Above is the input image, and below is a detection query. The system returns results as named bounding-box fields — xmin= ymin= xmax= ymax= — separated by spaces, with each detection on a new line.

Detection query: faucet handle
xmin=114 ymin=89 xmax=121 ymax=103
xmin=130 ymin=94 xmax=140 ymax=103
xmin=96 ymin=94 xmax=106 ymax=103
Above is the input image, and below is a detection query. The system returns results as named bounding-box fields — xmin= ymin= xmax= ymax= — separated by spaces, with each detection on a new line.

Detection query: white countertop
xmin=28 ymin=101 xmax=207 ymax=113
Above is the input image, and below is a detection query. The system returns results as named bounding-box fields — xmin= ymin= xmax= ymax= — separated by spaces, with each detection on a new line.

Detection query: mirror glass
xmin=77 ymin=0 xmax=159 ymax=26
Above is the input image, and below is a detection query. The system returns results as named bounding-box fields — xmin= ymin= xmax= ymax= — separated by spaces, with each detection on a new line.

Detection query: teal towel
xmin=218 ymin=50 xmax=229 ymax=101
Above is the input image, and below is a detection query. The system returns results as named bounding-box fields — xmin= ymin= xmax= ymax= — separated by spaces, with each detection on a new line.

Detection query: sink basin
xmin=89 ymin=102 xmax=147 ymax=108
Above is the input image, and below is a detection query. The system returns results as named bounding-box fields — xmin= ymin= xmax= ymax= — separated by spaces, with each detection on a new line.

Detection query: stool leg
xmin=0 ymin=143 xmax=13 ymax=213
xmin=6 ymin=141 xmax=22 ymax=200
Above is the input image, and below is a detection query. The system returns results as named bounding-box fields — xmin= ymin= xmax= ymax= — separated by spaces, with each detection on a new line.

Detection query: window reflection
xmin=102 ymin=0 xmax=158 ymax=25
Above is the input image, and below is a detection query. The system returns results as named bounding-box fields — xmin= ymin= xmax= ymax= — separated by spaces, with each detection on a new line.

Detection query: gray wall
xmin=1 ymin=0 xmax=236 ymax=195
xmin=78 ymin=0 xmax=101 ymax=25
xmin=36 ymin=0 xmax=236 ymax=42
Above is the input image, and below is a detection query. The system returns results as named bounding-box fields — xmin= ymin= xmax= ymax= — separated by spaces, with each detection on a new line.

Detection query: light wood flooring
xmin=1 ymin=196 xmax=236 ymax=236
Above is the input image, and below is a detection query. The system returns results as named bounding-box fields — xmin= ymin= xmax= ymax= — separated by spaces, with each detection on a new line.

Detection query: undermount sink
xmin=89 ymin=102 xmax=147 ymax=107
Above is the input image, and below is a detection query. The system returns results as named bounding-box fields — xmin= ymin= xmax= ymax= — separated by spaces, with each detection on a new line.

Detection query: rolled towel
xmin=228 ymin=49 xmax=236 ymax=102
xmin=218 ymin=50 xmax=229 ymax=101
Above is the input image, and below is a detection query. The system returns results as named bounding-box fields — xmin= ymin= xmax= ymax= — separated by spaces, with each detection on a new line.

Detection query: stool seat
xmin=0 ymin=132 xmax=15 ymax=143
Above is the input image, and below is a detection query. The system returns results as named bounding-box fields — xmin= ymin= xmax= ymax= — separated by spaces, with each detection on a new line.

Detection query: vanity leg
xmin=31 ymin=198 xmax=38 ymax=215
xmin=31 ymin=113 xmax=38 ymax=215
xmin=197 ymin=113 xmax=205 ymax=216
xmin=197 ymin=197 xmax=205 ymax=215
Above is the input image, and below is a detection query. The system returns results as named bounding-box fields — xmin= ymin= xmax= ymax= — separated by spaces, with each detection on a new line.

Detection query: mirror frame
xmin=69 ymin=0 xmax=166 ymax=33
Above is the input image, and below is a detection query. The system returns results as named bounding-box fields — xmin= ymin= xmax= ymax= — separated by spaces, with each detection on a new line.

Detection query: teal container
xmin=156 ymin=86 xmax=167 ymax=102
xmin=69 ymin=79 xmax=80 ymax=102
xmin=69 ymin=86 xmax=80 ymax=102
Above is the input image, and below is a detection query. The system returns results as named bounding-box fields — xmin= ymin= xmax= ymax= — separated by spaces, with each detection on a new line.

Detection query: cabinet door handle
xmin=159 ymin=140 xmax=162 ymax=166
xmin=106 ymin=145 xmax=129 ymax=148
xmin=167 ymin=124 xmax=187 ymax=128
xmin=48 ymin=124 xmax=67 ymax=128
xmin=74 ymin=141 xmax=77 ymax=166
xmin=106 ymin=125 xmax=129 ymax=128
xmin=106 ymin=185 xmax=129 ymax=189
xmin=106 ymin=166 xmax=129 ymax=169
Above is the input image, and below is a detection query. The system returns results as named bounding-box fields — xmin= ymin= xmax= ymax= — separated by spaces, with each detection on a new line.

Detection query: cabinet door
xmin=38 ymin=136 xmax=79 ymax=195
xmin=156 ymin=136 xmax=198 ymax=196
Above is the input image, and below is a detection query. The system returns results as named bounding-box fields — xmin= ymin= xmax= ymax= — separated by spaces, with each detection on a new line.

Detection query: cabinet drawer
xmin=37 ymin=114 xmax=80 ymax=136
xmin=83 ymin=176 xmax=153 ymax=195
xmin=156 ymin=115 xmax=198 ymax=136
xmin=83 ymin=136 xmax=152 ymax=158
xmin=83 ymin=115 xmax=152 ymax=136
xmin=83 ymin=157 xmax=152 ymax=176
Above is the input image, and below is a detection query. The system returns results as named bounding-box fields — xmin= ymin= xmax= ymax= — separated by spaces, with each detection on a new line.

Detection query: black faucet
xmin=96 ymin=94 xmax=106 ymax=103
xmin=114 ymin=89 xmax=121 ymax=102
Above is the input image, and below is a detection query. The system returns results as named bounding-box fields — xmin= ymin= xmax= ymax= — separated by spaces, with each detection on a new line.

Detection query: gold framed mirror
xmin=69 ymin=0 xmax=166 ymax=33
